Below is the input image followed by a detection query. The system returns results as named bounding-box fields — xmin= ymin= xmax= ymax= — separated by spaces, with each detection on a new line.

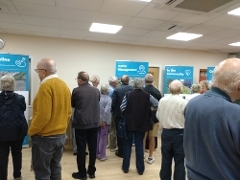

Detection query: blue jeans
xmin=31 ymin=134 xmax=66 ymax=180
xmin=160 ymin=129 xmax=185 ymax=180
xmin=75 ymin=127 xmax=98 ymax=178
xmin=0 ymin=139 xmax=24 ymax=180
xmin=122 ymin=131 xmax=145 ymax=173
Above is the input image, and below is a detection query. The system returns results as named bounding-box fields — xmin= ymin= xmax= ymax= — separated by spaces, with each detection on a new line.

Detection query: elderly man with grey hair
xmin=156 ymin=80 xmax=187 ymax=180
xmin=184 ymin=58 xmax=240 ymax=180
xmin=120 ymin=78 xmax=158 ymax=175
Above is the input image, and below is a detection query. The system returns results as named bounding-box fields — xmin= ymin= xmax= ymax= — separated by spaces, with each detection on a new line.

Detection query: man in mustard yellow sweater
xmin=28 ymin=58 xmax=72 ymax=180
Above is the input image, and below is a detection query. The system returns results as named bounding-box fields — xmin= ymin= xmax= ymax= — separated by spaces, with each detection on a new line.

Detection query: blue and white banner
xmin=164 ymin=65 xmax=194 ymax=94
xmin=115 ymin=60 xmax=148 ymax=78
xmin=0 ymin=53 xmax=29 ymax=146
xmin=207 ymin=67 xmax=215 ymax=83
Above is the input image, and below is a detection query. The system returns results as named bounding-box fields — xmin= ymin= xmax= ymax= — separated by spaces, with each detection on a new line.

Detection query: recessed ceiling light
xmin=89 ymin=23 xmax=122 ymax=34
xmin=229 ymin=42 xmax=240 ymax=46
xmin=228 ymin=7 xmax=240 ymax=16
xmin=166 ymin=32 xmax=203 ymax=41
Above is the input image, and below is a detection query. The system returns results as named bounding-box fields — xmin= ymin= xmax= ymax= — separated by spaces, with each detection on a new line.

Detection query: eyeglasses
xmin=34 ymin=69 xmax=46 ymax=73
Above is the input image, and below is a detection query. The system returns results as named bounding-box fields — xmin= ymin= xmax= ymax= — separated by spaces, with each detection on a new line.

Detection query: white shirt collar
xmin=41 ymin=74 xmax=59 ymax=84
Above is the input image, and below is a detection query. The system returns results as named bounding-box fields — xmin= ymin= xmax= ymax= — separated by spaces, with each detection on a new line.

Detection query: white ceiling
xmin=1 ymin=0 xmax=240 ymax=53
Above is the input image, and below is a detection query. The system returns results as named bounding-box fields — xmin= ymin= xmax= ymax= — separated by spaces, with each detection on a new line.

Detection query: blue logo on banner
xmin=115 ymin=61 xmax=148 ymax=78
xmin=164 ymin=65 xmax=194 ymax=94
xmin=207 ymin=67 xmax=215 ymax=83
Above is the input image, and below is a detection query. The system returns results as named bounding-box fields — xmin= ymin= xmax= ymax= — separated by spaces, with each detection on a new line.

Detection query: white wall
xmin=0 ymin=33 xmax=227 ymax=104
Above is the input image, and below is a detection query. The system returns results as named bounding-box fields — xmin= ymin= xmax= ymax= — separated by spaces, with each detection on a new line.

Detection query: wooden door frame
xmin=149 ymin=65 xmax=163 ymax=93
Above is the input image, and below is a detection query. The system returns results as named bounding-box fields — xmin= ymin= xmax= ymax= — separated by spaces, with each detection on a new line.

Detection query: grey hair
xmin=100 ymin=84 xmax=110 ymax=95
xmin=199 ymin=80 xmax=211 ymax=90
xmin=169 ymin=80 xmax=183 ymax=94
xmin=40 ymin=58 xmax=57 ymax=74
xmin=212 ymin=58 xmax=240 ymax=93
xmin=108 ymin=76 xmax=118 ymax=84
xmin=191 ymin=83 xmax=201 ymax=93
xmin=133 ymin=78 xmax=144 ymax=89
xmin=90 ymin=75 xmax=100 ymax=83
xmin=1 ymin=75 xmax=15 ymax=91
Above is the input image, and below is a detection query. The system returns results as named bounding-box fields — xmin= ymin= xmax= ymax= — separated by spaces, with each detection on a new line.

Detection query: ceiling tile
xmin=59 ymin=20 xmax=91 ymax=30
xmin=6 ymin=30 xmax=32 ymax=35
xmin=84 ymin=36 xmax=109 ymax=42
xmin=133 ymin=36 xmax=162 ymax=43
xmin=186 ymin=25 xmax=221 ymax=34
xmin=118 ymin=27 xmax=150 ymax=36
xmin=110 ymin=34 xmax=138 ymax=41
xmin=33 ymin=32 xmax=59 ymax=38
xmin=207 ymin=29 xmax=240 ymax=38
xmin=13 ymin=0 xmax=55 ymax=6
xmin=12 ymin=2 xmax=58 ymax=18
xmin=0 ymin=12 xmax=24 ymax=23
xmin=28 ymin=25 xmax=59 ymax=33
xmin=56 ymin=0 xmax=104 ymax=11
xmin=126 ymin=17 xmax=165 ymax=30
xmin=202 ymin=14 xmax=240 ymax=28
xmin=0 ymin=22 xmax=29 ymax=31
xmin=145 ymin=30 xmax=174 ymax=38
xmin=57 ymin=7 xmax=96 ymax=22
xmin=100 ymin=0 xmax=148 ymax=16
xmin=60 ymin=34 xmax=85 ymax=40
xmin=60 ymin=29 xmax=88 ymax=36
xmin=94 ymin=12 xmax=133 ymax=25
xmin=21 ymin=15 xmax=59 ymax=27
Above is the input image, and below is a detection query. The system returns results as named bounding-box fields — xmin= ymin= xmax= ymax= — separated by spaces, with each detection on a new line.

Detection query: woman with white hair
xmin=0 ymin=75 xmax=28 ymax=180
xmin=96 ymin=84 xmax=112 ymax=161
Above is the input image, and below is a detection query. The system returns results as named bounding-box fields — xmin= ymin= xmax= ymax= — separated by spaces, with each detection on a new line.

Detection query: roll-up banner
xmin=207 ymin=67 xmax=215 ymax=83
xmin=0 ymin=53 xmax=29 ymax=147
xmin=115 ymin=60 xmax=149 ymax=84
xmin=164 ymin=65 xmax=194 ymax=97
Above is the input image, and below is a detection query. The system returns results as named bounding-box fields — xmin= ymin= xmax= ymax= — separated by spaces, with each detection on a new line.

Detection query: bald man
xmin=28 ymin=58 xmax=72 ymax=179
xmin=184 ymin=58 xmax=240 ymax=180
xmin=156 ymin=80 xmax=187 ymax=180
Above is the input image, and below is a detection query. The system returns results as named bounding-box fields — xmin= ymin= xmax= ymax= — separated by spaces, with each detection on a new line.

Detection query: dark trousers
xmin=31 ymin=134 xmax=65 ymax=180
xmin=115 ymin=117 xmax=124 ymax=156
xmin=75 ymin=127 xmax=98 ymax=178
xmin=0 ymin=139 xmax=24 ymax=180
xmin=122 ymin=131 xmax=145 ymax=173
xmin=160 ymin=128 xmax=185 ymax=180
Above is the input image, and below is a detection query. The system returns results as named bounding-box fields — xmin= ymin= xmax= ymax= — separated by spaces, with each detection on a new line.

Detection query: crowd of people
xmin=1 ymin=57 xmax=240 ymax=180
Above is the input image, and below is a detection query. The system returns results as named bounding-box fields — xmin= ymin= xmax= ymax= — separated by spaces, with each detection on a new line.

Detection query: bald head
xmin=38 ymin=58 xmax=57 ymax=74
xmin=145 ymin=73 xmax=154 ymax=84
xmin=121 ymin=75 xmax=129 ymax=85
xmin=169 ymin=80 xmax=183 ymax=94
xmin=212 ymin=58 xmax=240 ymax=97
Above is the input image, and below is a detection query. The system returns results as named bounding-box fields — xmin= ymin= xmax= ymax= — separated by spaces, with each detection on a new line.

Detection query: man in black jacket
xmin=71 ymin=71 xmax=100 ymax=180
xmin=143 ymin=74 xmax=162 ymax=164
xmin=111 ymin=75 xmax=133 ymax=158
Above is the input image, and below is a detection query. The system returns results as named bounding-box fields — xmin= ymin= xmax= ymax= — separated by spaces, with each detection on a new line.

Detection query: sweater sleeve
xmin=28 ymin=84 xmax=53 ymax=136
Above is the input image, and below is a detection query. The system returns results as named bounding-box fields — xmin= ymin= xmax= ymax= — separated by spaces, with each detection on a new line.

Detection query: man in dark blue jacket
xmin=111 ymin=75 xmax=133 ymax=158
xmin=184 ymin=58 xmax=240 ymax=180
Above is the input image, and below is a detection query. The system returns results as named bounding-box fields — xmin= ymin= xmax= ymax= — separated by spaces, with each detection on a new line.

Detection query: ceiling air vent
xmin=154 ymin=0 xmax=239 ymax=15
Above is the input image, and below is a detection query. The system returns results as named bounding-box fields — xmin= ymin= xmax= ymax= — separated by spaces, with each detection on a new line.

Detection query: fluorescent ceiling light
xmin=228 ymin=7 xmax=240 ymax=16
xmin=166 ymin=32 xmax=203 ymax=41
xmin=229 ymin=42 xmax=240 ymax=46
xmin=89 ymin=23 xmax=122 ymax=34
